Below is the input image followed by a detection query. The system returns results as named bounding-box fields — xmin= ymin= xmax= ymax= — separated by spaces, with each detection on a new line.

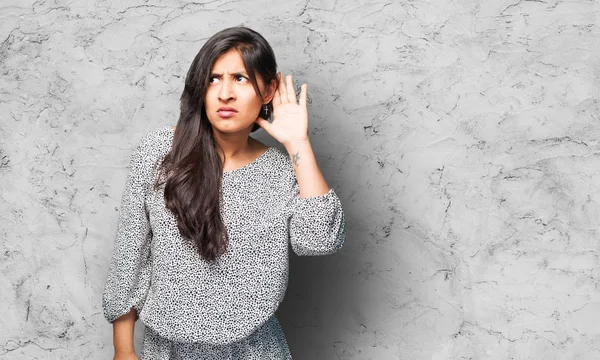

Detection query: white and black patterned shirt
xmin=102 ymin=126 xmax=346 ymax=345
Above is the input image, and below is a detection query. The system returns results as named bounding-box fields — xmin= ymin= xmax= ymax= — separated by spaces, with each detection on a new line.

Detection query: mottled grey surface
xmin=1 ymin=0 xmax=599 ymax=359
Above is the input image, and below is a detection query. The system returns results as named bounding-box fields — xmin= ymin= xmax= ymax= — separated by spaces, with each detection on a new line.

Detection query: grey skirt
xmin=140 ymin=315 xmax=292 ymax=359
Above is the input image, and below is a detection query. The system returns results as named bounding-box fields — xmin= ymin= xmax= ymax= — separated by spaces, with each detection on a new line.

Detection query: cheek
xmin=204 ymin=89 xmax=217 ymax=109
xmin=240 ymin=91 xmax=263 ymax=110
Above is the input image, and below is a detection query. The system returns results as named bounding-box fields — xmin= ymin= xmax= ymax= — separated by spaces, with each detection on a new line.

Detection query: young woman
xmin=102 ymin=26 xmax=346 ymax=359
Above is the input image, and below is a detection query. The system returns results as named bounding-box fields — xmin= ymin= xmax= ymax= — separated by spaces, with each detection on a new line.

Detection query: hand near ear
xmin=255 ymin=73 xmax=309 ymax=147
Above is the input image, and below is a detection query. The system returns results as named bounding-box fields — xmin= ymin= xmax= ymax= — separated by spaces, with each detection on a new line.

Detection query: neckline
xmin=167 ymin=126 xmax=273 ymax=176
xmin=222 ymin=146 xmax=273 ymax=175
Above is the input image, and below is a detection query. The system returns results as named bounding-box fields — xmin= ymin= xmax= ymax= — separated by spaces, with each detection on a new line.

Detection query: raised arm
xmin=254 ymin=73 xmax=346 ymax=255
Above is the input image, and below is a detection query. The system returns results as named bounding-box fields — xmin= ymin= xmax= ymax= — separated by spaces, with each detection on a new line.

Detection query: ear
xmin=262 ymin=78 xmax=277 ymax=104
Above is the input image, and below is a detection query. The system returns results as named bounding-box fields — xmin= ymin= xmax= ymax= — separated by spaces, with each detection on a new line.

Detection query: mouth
xmin=217 ymin=107 xmax=238 ymax=118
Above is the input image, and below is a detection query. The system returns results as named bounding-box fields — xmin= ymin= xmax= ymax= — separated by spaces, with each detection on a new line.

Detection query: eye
xmin=235 ymin=75 xmax=248 ymax=83
xmin=209 ymin=76 xmax=220 ymax=84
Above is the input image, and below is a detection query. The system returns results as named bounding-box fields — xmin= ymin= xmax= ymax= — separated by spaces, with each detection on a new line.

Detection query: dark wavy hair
xmin=154 ymin=26 xmax=278 ymax=262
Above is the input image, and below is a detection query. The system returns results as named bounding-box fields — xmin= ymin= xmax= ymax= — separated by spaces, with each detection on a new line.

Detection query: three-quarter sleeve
xmin=102 ymin=138 xmax=154 ymax=323
xmin=288 ymin=181 xmax=346 ymax=256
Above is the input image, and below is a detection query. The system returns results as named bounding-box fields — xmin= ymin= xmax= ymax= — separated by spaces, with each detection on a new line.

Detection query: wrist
xmin=283 ymin=137 xmax=310 ymax=149
xmin=113 ymin=330 xmax=135 ymax=354
xmin=114 ymin=347 xmax=136 ymax=355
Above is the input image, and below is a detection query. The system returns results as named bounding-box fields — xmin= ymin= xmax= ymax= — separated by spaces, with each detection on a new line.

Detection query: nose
xmin=218 ymin=77 xmax=235 ymax=102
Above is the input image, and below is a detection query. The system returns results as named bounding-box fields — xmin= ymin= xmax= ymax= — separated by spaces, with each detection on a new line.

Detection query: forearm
xmin=284 ymin=139 xmax=329 ymax=198
xmin=113 ymin=307 xmax=136 ymax=354
xmin=285 ymin=139 xmax=346 ymax=256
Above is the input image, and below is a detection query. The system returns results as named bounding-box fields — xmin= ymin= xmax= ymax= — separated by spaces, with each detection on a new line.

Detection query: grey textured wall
xmin=2 ymin=0 xmax=600 ymax=359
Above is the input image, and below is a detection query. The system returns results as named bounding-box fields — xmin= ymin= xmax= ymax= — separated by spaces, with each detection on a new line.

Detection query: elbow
xmin=102 ymin=294 xmax=140 ymax=324
xmin=290 ymin=215 xmax=346 ymax=256
xmin=102 ymin=294 xmax=120 ymax=324
xmin=102 ymin=277 xmax=141 ymax=324
xmin=288 ymin=191 xmax=347 ymax=256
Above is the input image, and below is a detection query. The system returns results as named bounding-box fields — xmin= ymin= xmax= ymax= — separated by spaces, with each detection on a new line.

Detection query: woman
xmin=102 ymin=26 xmax=346 ymax=359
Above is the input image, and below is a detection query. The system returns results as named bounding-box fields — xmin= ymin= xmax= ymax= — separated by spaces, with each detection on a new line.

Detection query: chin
xmin=212 ymin=122 xmax=255 ymax=134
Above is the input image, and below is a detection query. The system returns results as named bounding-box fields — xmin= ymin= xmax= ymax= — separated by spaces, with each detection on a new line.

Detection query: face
xmin=204 ymin=49 xmax=273 ymax=135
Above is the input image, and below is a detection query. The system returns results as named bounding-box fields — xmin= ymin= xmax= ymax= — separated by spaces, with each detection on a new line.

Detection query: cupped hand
xmin=254 ymin=73 xmax=309 ymax=146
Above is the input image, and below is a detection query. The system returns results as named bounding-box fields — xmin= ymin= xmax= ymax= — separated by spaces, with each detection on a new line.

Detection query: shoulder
xmin=129 ymin=126 xmax=174 ymax=173
xmin=136 ymin=126 xmax=174 ymax=152
xmin=269 ymin=145 xmax=292 ymax=165
xmin=266 ymin=146 xmax=296 ymax=177
xmin=246 ymin=137 xmax=291 ymax=168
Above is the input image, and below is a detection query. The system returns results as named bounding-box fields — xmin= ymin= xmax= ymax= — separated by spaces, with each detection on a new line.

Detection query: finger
xmin=272 ymin=85 xmax=281 ymax=105
xmin=278 ymin=72 xmax=288 ymax=103
xmin=286 ymin=75 xmax=297 ymax=104
xmin=272 ymin=73 xmax=283 ymax=104
xmin=299 ymin=83 xmax=308 ymax=107
xmin=255 ymin=117 xmax=271 ymax=131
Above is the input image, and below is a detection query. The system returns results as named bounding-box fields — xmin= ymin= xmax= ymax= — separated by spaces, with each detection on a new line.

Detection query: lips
xmin=217 ymin=107 xmax=238 ymax=118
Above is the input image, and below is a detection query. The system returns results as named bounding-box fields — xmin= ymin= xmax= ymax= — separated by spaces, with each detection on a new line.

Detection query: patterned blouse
xmin=102 ymin=126 xmax=346 ymax=345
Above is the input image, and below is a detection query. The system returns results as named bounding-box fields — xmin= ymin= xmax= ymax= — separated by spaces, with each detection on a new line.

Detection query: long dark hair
xmin=155 ymin=26 xmax=278 ymax=261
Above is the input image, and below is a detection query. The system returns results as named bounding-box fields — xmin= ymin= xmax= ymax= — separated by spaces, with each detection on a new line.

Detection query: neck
xmin=212 ymin=127 xmax=254 ymax=160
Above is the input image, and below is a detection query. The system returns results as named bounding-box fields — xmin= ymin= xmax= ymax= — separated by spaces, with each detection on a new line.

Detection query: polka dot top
xmin=101 ymin=126 xmax=346 ymax=344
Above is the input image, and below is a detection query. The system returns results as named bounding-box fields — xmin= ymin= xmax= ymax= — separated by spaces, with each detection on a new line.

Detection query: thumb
xmin=255 ymin=117 xmax=271 ymax=132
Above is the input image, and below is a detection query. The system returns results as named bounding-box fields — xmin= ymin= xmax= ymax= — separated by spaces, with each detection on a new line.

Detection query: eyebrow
xmin=209 ymin=71 xmax=249 ymax=78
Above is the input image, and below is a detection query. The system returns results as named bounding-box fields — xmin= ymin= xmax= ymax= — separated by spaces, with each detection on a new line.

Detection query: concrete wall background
xmin=1 ymin=0 xmax=600 ymax=359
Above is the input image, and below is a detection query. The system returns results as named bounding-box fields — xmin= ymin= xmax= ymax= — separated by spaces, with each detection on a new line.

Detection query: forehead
xmin=210 ymin=49 xmax=247 ymax=73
